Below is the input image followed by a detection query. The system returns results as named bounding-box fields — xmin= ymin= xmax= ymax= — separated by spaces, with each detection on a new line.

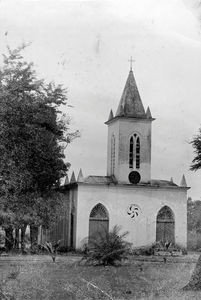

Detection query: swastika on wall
xmin=127 ymin=204 xmax=141 ymax=218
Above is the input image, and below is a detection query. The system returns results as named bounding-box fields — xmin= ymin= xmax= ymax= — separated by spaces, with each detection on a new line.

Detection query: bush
xmin=83 ymin=225 xmax=131 ymax=266
xmin=131 ymin=242 xmax=188 ymax=256
xmin=132 ymin=245 xmax=156 ymax=256
xmin=172 ymin=243 xmax=188 ymax=255
xmin=57 ymin=245 xmax=71 ymax=253
xmin=43 ymin=240 xmax=62 ymax=262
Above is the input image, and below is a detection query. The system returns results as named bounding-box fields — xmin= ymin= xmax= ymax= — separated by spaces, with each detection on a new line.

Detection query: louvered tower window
xmin=136 ymin=137 xmax=140 ymax=169
xmin=129 ymin=136 xmax=134 ymax=168
xmin=129 ymin=134 xmax=141 ymax=169
xmin=111 ymin=135 xmax=115 ymax=174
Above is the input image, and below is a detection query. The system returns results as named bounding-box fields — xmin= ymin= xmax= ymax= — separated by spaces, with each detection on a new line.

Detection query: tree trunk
xmin=30 ymin=225 xmax=38 ymax=250
xmin=21 ymin=225 xmax=27 ymax=253
xmin=183 ymin=254 xmax=201 ymax=290
xmin=4 ymin=227 xmax=14 ymax=251
xmin=14 ymin=228 xmax=20 ymax=250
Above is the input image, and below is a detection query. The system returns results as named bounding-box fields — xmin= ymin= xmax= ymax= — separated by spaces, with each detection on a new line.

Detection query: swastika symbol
xmin=127 ymin=204 xmax=141 ymax=218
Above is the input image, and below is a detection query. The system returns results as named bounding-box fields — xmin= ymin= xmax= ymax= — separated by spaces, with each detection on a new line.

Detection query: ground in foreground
xmin=0 ymin=254 xmax=200 ymax=299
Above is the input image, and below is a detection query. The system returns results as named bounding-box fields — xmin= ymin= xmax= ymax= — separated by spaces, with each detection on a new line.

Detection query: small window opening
xmin=136 ymin=137 xmax=140 ymax=169
xmin=111 ymin=135 xmax=115 ymax=174
xmin=129 ymin=136 xmax=134 ymax=168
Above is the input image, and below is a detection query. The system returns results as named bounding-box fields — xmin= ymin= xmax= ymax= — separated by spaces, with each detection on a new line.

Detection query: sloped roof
xmin=78 ymin=176 xmax=178 ymax=187
xmin=63 ymin=175 xmax=186 ymax=188
xmin=83 ymin=176 xmax=116 ymax=185
xmin=115 ymin=70 xmax=146 ymax=118
xmin=150 ymin=179 xmax=178 ymax=187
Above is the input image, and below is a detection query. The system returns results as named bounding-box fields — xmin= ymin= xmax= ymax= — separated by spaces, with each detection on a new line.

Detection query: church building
xmin=41 ymin=65 xmax=189 ymax=249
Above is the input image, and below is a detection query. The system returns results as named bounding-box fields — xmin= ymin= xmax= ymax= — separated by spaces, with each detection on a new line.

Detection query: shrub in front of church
xmin=83 ymin=225 xmax=132 ymax=266
xmin=132 ymin=244 xmax=156 ymax=256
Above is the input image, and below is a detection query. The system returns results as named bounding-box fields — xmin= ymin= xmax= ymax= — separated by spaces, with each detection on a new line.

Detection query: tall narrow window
xmin=111 ymin=135 xmax=115 ymax=174
xmin=136 ymin=137 xmax=140 ymax=169
xmin=129 ymin=137 xmax=134 ymax=168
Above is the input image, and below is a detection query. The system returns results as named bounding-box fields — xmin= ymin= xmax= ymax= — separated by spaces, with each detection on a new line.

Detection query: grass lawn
xmin=0 ymin=253 xmax=200 ymax=299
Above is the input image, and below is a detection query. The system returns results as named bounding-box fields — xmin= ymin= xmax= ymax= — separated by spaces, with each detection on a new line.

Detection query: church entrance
xmin=156 ymin=206 xmax=175 ymax=244
xmin=89 ymin=203 xmax=109 ymax=243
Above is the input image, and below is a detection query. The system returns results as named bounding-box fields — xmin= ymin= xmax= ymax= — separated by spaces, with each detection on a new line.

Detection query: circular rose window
xmin=128 ymin=171 xmax=141 ymax=184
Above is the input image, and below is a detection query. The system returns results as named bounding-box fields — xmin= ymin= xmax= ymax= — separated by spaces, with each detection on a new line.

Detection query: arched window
xmin=90 ymin=203 xmax=109 ymax=219
xmin=156 ymin=206 xmax=175 ymax=244
xmin=129 ymin=136 xmax=134 ymax=168
xmin=111 ymin=135 xmax=115 ymax=174
xmin=136 ymin=137 xmax=140 ymax=169
xmin=89 ymin=203 xmax=109 ymax=242
xmin=129 ymin=134 xmax=140 ymax=169
xmin=157 ymin=206 xmax=174 ymax=221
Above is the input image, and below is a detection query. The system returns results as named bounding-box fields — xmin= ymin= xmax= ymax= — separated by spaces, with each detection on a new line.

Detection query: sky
xmin=0 ymin=0 xmax=201 ymax=199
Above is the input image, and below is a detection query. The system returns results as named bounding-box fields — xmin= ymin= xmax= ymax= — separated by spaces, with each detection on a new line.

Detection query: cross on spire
xmin=128 ymin=56 xmax=135 ymax=71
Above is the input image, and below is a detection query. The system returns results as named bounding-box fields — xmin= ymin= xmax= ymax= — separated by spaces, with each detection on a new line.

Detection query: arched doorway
xmin=156 ymin=206 xmax=175 ymax=244
xmin=89 ymin=203 xmax=109 ymax=241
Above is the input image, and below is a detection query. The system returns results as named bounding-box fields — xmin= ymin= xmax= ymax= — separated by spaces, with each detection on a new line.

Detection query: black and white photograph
xmin=1 ymin=0 xmax=201 ymax=299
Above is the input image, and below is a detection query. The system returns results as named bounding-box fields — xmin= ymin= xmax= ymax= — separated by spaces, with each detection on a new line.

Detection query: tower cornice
xmin=105 ymin=115 xmax=155 ymax=125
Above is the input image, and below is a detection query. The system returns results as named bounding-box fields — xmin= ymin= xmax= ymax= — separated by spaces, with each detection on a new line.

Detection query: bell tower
xmin=105 ymin=65 xmax=155 ymax=184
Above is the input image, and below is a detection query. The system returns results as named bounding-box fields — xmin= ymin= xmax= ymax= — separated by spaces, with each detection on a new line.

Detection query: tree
xmin=0 ymin=44 xmax=78 ymax=251
xmin=184 ymin=131 xmax=201 ymax=289
xmin=190 ymin=129 xmax=201 ymax=171
xmin=187 ymin=198 xmax=201 ymax=233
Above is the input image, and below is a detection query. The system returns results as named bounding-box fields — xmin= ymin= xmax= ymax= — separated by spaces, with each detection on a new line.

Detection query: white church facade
xmin=41 ymin=67 xmax=189 ymax=249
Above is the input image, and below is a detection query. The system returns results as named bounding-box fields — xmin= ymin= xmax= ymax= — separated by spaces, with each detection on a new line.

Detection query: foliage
xmin=57 ymin=245 xmax=71 ymax=253
xmin=43 ymin=240 xmax=62 ymax=262
xmin=0 ymin=44 xmax=79 ymax=244
xmin=132 ymin=244 xmax=156 ymax=256
xmin=190 ymin=128 xmax=201 ymax=171
xmin=187 ymin=198 xmax=201 ymax=233
xmin=83 ymin=225 xmax=131 ymax=266
xmin=131 ymin=242 xmax=187 ymax=257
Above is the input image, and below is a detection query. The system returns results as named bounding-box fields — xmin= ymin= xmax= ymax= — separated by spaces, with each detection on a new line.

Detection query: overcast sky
xmin=1 ymin=0 xmax=201 ymax=199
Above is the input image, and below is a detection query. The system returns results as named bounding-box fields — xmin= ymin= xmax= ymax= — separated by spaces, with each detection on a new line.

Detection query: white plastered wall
xmin=75 ymin=184 xmax=187 ymax=249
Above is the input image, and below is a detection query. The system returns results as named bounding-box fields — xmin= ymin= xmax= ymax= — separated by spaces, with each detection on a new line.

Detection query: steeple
xmin=115 ymin=69 xmax=146 ymax=118
xmin=106 ymin=64 xmax=154 ymax=184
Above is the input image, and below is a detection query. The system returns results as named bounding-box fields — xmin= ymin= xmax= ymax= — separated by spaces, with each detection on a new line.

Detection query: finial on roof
xmin=170 ymin=177 xmax=173 ymax=183
xmin=70 ymin=171 xmax=76 ymax=183
xmin=119 ymin=105 xmax=125 ymax=116
xmin=108 ymin=109 xmax=114 ymax=121
xmin=128 ymin=56 xmax=135 ymax=71
xmin=146 ymin=106 xmax=152 ymax=118
xmin=180 ymin=174 xmax=187 ymax=187
xmin=64 ymin=174 xmax=69 ymax=185
xmin=77 ymin=168 xmax=84 ymax=182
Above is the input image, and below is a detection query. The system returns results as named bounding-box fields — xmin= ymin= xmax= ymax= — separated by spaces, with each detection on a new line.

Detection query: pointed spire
xmin=64 ymin=174 xmax=69 ymax=185
xmin=70 ymin=171 xmax=76 ymax=183
xmin=146 ymin=106 xmax=152 ymax=118
xmin=180 ymin=174 xmax=187 ymax=187
xmin=115 ymin=70 xmax=146 ymax=118
xmin=108 ymin=110 xmax=114 ymax=121
xmin=77 ymin=169 xmax=84 ymax=182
